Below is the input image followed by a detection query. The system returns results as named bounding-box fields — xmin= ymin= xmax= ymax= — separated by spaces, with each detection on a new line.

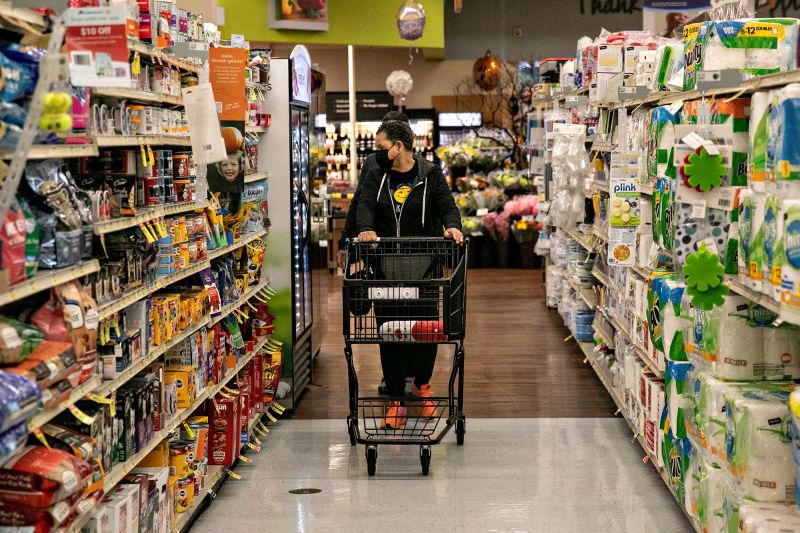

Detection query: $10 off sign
xmin=65 ymin=7 xmax=131 ymax=88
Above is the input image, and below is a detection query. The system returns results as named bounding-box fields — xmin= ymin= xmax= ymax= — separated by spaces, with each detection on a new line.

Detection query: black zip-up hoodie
xmin=357 ymin=158 xmax=461 ymax=237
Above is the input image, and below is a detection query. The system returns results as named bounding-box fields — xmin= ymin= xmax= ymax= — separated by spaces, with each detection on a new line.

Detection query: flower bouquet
xmin=511 ymin=219 xmax=537 ymax=243
xmin=436 ymin=144 xmax=477 ymax=168
xmin=472 ymin=187 xmax=504 ymax=211
xmin=461 ymin=216 xmax=484 ymax=236
xmin=454 ymin=193 xmax=477 ymax=216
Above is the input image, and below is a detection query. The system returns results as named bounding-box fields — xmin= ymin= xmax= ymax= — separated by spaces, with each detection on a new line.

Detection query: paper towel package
xmin=750 ymin=193 xmax=768 ymax=290
xmin=688 ymin=372 xmax=738 ymax=461
xmin=739 ymin=189 xmax=755 ymax=283
xmin=760 ymin=324 xmax=800 ymax=380
xmin=749 ymin=91 xmax=773 ymax=190
xmin=779 ymin=199 xmax=800 ymax=324
xmin=689 ymin=454 xmax=728 ymax=533
xmin=775 ymin=84 xmax=800 ymax=182
xmin=666 ymin=360 xmax=693 ymax=439
xmin=725 ymin=386 xmax=796 ymax=502
xmin=739 ymin=503 xmax=800 ymax=533
xmin=760 ymin=17 xmax=800 ymax=70
xmin=647 ymin=106 xmax=680 ymax=185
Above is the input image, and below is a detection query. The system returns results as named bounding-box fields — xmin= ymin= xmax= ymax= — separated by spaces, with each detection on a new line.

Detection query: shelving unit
xmin=0 ymin=260 xmax=100 ymax=307
xmin=101 ymin=334 xmax=273 ymax=492
xmin=93 ymin=201 xmax=206 ymax=235
xmin=92 ymin=87 xmax=183 ymax=106
xmin=245 ymin=125 xmax=269 ymax=133
xmin=26 ymin=376 xmax=102 ymax=431
xmin=95 ymin=134 xmax=192 ymax=148
xmin=127 ymin=39 xmax=202 ymax=74
xmin=0 ymin=143 xmax=100 ymax=160
xmin=244 ymin=171 xmax=269 ymax=183
xmin=207 ymin=228 xmax=268 ymax=260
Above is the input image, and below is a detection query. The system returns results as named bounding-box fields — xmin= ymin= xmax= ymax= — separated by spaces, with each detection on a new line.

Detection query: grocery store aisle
xmin=293 ymin=269 xmax=616 ymax=419
xmin=192 ymin=418 xmax=690 ymax=532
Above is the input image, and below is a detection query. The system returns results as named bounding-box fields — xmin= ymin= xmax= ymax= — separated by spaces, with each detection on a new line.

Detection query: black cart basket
xmin=342 ymin=237 xmax=468 ymax=476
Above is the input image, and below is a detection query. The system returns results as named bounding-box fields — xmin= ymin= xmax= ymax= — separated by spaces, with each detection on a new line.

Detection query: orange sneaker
xmin=383 ymin=401 xmax=407 ymax=429
xmin=410 ymin=382 xmax=436 ymax=418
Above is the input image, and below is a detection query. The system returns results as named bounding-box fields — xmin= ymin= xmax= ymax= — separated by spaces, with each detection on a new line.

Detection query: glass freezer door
xmin=291 ymin=107 xmax=313 ymax=338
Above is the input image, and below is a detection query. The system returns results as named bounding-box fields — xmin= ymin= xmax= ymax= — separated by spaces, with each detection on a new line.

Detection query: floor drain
xmin=289 ymin=488 xmax=322 ymax=495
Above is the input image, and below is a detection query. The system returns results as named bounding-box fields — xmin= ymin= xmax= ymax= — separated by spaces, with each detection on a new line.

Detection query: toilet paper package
xmin=779 ymin=199 xmax=800 ymax=324
xmin=760 ymin=324 xmax=800 ymax=380
xmin=687 ymin=372 xmax=739 ymax=461
xmin=725 ymin=386 xmax=796 ymax=502
xmin=689 ymin=454 xmax=729 ymax=533
xmin=660 ymin=425 xmax=693 ymax=504
xmin=739 ymin=503 xmax=800 ymax=533
xmin=749 ymin=91 xmax=773 ymax=190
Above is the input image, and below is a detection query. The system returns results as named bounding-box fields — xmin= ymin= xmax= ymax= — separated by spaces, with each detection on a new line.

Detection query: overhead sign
xmin=326 ymin=91 xmax=393 ymax=122
xmin=291 ymin=45 xmax=312 ymax=105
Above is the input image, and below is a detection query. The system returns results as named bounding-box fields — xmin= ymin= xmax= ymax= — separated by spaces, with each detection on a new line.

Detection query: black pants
xmin=379 ymin=343 xmax=437 ymax=398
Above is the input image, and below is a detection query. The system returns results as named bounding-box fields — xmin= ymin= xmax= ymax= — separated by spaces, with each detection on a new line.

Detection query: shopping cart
xmin=343 ymin=237 xmax=468 ymax=476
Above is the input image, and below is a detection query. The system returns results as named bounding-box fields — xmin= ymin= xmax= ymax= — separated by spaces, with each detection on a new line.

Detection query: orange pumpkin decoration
xmin=473 ymin=50 xmax=502 ymax=91
xmin=221 ymin=126 xmax=243 ymax=154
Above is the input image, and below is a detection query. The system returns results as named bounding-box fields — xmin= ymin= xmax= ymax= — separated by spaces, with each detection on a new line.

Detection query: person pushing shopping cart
xmin=343 ymin=119 xmax=467 ymax=476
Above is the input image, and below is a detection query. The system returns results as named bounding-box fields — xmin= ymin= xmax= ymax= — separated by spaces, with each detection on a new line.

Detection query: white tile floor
xmin=192 ymin=418 xmax=692 ymax=533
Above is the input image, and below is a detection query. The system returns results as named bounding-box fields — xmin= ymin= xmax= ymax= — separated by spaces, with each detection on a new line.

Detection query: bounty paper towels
xmin=749 ymin=90 xmax=773 ymax=191
xmin=779 ymin=199 xmax=800 ymax=323
xmin=652 ymin=276 xmax=688 ymax=362
xmin=775 ymin=84 xmax=800 ymax=182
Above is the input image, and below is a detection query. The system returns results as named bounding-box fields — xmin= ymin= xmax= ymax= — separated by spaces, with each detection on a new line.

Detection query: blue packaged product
xmin=775 ymin=85 xmax=800 ymax=181
xmin=0 ymin=370 xmax=40 ymax=433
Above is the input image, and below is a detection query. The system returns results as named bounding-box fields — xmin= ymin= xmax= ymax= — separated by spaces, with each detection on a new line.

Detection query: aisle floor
xmin=192 ymin=269 xmax=692 ymax=532
xmin=193 ymin=419 xmax=690 ymax=532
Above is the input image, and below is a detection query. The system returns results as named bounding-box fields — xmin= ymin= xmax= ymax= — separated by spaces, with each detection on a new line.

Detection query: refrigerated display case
xmin=437 ymin=112 xmax=482 ymax=146
xmin=259 ymin=45 xmax=318 ymax=409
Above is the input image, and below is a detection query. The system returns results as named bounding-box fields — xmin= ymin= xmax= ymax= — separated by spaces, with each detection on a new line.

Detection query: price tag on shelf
xmin=32 ymin=428 xmax=50 ymax=448
xmin=252 ymin=436 xmax=262 ymax=446
xmin=227 ymin=470 xmax=241 ymax=480
xmin=69 ymin=405 xmax=96 ymax=425
xmin=247 ymin=443 xmax=261 ymax=452
xmin=238 ymin=455 xmax=253 ymax=464
xmin=272 ymin=403 xmax=286 ymax=414
xmin=266 ymin=412 xmax=277 ymax=423
xmin=183 ymin=423 xmax=195 ymax=439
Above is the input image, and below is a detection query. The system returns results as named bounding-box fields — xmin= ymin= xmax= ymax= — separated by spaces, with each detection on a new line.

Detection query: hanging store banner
xmin=326 ymin=92 xmax=394 ymax=122
xmin=209 ymin=47 xmax=248 ymax=122
xmin=207 ymin=47 xmax=248 ymax=193
xmin=64 ymin=7 xmax=131 ymax=87
xmin=642 ymin=0 xmax=710 ymax=37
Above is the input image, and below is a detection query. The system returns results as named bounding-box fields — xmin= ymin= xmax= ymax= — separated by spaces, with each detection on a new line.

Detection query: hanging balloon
xmin=397 ymin=0 xmax=426 ymax=41
xmin=473 ymin=50 xmax=503 ymax=91
xmin=386 ymin=70 xmax=414 ymax=109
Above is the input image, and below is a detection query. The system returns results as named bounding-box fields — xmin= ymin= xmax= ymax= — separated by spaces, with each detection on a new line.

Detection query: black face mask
xmin=375 ymin=148 xmax=395 ymax=172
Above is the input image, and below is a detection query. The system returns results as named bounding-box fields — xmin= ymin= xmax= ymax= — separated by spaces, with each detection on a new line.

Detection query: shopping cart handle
xmin=347 ymin=236 xmax=469 ymax=243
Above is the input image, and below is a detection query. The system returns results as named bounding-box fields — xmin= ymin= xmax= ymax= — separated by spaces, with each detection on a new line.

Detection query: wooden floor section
xmin=292 ymin=269 xmax=615 ymax=419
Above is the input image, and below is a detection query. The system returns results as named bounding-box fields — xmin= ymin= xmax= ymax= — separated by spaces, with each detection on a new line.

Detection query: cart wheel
xmin=366 ymin=446 xmax=377 ymax=477
xmin=420 ymin=446 xmax=431 ymax=476
xmin=456 ymin=417 xmax=466 ymax=446
xmin=347 ymin=417 xmax=357 ymax=446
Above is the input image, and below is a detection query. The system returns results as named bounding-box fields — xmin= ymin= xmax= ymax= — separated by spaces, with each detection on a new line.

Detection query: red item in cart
xmin=208 ymin=395 xmax=239 ymax=466
xmin=411 ymin=320 xmax=447 ymax=342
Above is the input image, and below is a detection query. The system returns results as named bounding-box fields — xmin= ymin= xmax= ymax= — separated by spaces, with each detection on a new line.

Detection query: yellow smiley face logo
xmin=393 ymin=185 xmax=412 ymax=204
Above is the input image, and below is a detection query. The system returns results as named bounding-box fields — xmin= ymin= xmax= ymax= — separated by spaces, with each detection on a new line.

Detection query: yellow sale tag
xmin=273 ymin=402 xmax=286 ymax=412
xmin=88 ymin=393 xmax=112 ymax=405
xmin=227 ymin=470 xmax=241 ymax=480
xmin=140 ymin=144 xmax=147 ymax=166
xmin=33 ymin=428 xmax=49 ymax=448
xmin=110 ymin=394 xmax=116 ymax=417
xmin=258 ymin=422 xmax=270 ymax=433
xmin=132 ymin=53 xmax=141 ymax=75
xmin=252 ymin=436 xmax=262 ymax=446
xmin=139 ymin=224 xmax=155 ymax=243
xmin=69 ymin=405 xmax=95 ymax=425
xmin=183 ymin=423 xmax=195 ymax=439
xmin=218 ymin=391 xmax=231 ymax=400
xmin=238 ymin=455 xmax=253 ymax=464
xmin=253 ymin=426 xmax=265 ymax=437
xmin=266 ymin=412 xmax=277 ymax=423
xmin=148 ymin=146 xmax=155 ymax=167
xmin=247 ymin=443 xmax=261 ymax=452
